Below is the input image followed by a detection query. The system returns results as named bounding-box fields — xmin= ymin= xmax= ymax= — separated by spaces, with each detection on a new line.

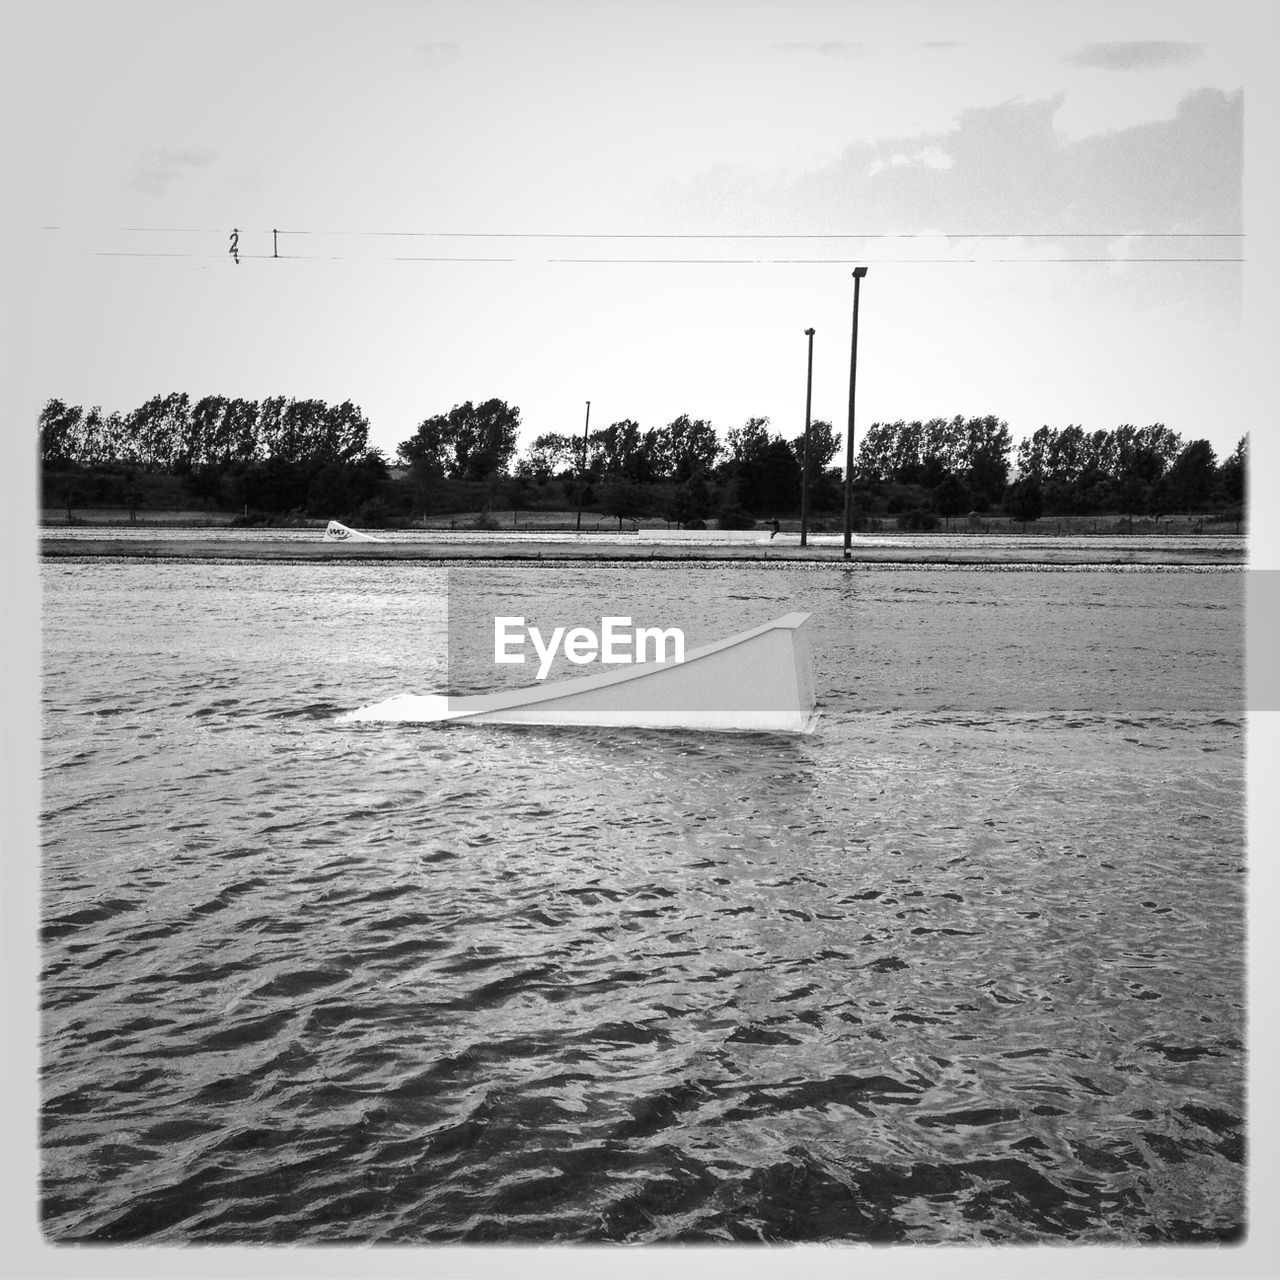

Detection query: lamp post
xmin=843 ymin=267 xmax=868 ymax=560
xmin=800 ymin=327 xmax=815 ymax=548
xmin=575 ymin=399 xmax=591 ymax=532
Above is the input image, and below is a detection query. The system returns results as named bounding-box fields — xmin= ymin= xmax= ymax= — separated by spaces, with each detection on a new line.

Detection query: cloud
xmin=659 ymin=87 xmax=1241 ymax=248
xmin=414 ymin=41 xmax=461 ymax=71
xmin=128 ymin=148 xmax=216 ymax=197
xmin=1069 ymin=42 xmax=1205 ymax=71
xmin=772 ymin=42 xmax=862 ymax=58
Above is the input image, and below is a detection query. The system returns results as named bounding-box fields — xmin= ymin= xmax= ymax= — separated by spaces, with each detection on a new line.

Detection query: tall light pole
xmin=843 ymin=267 xmax=868 ymax=560
xmin=575 ymin=399 xmax=591 ymax=532
xmin=800 ymin=327 xmax=815 ymax=548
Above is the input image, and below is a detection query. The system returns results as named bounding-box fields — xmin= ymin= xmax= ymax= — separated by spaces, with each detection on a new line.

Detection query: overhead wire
xmin=49 ymin=225 xmax=1244 ymax=239
xmin=54 ymin=225 xmax=1244 ymax=264
xmin=84 ymin=252 xmax=1245 ymax=264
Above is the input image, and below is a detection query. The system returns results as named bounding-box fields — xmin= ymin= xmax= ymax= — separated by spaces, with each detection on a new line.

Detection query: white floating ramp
xmin=323 ymin=520 xmax=382 ymax=543
xmin=340 ymin=613 xmax=818 ymax=733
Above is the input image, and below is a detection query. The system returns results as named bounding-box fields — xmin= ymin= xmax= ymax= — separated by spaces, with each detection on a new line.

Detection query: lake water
xmin=39 ymin=557 xmax=1246 ymax=1244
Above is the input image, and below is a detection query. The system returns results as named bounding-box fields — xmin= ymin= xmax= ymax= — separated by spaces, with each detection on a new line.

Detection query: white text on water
xmin=494 ymin=617 xmax=685 ymax=679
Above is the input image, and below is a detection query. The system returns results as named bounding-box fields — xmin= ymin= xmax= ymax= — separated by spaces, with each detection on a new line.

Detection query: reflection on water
xmin=39 ymin=559 xmax=1244 ymax=1243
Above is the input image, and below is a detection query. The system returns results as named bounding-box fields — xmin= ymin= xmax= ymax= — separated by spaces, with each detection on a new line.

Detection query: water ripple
xmin=38 ymin=560 xmax=1245 ymax=1243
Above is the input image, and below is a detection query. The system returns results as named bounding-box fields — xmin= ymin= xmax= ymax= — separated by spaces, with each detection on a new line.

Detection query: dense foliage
xmin=396 ymin=400 xmax=521 ymax=481
xmin=38 ymin=394 xmax=1246 ymax=527
xmin=40 ymin=394 xmax=371 ymax=471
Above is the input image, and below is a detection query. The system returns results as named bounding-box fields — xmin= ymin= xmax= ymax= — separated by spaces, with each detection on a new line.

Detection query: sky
xmin=2 ymin=0 xmax=1275 ymax=477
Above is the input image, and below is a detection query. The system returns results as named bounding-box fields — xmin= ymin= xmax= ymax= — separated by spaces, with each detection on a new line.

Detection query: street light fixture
xmin=800 ymin=327 xmax=815 ymax=548
xmin=843 ymin=267 xmax=868 ymax=560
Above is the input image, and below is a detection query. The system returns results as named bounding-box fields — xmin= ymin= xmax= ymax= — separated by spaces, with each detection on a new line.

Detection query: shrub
xmin=716 ymin=505 xmax=756 ymax=530
xmin=354 ymin=497 xmax=394 ymax=527
xmin=896 ymin=508 xmax=939 ymax=531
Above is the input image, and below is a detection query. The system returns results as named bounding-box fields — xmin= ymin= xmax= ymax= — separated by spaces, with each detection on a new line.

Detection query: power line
xmin=63 ymin=222 xmax=1247 ymax=264
xmin=50 ymin=225 xmax=1243 ymax=240
xmin=278 ymin=229 xmax=1246 ymax=240
xmin=86 ymin=250 xmax=1245 ymax=264
xmin=543 ymin=256 xmax=1243 ymax=264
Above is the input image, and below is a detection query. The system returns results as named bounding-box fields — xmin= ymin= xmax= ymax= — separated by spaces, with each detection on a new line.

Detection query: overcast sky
xmin=4 ymin=0 xmax=1275 ymax=473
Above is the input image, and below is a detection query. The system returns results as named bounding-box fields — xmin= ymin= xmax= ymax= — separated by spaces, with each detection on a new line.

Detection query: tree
xmin=737 ymin=437 xmax=802 ymax=515
xmin=273 ymin=397 xmax=368 ymax=466
xmin=257 ymin=396 xmax=290 ymax=461
xmin=855 ymin=421 xmax=899 ymax=484
xmin=599 ymin=476 xmax=645 ymax=529
xmin=588 ymin=419 xmax=661 ymax=483
xmin=1165 ymin=439 xmax=1217 ymax=512
xmin=396 ymin=419 xmax=448 ymax=521
xmin=38 ymin=399 xmax=83 ymax=467
xmin=1216 ymin=436 xmax=1247 ymax=508
xmin=790 ymin=419 xmax=841 ymax=478
xmin=128 ymin=392 xmax=191 ymax=471
xmin=961 ymin=415 xmax=1012 ymax=508
xmin=508 ymin=472 xmax=535 ymax=523
xmin=235 ymin=457 xmax=309 ymax=513
xmin=1116 ymin=473 xmax=1148 ymax=531
xmin=524 ymin=432 xmax=575 ymax=480
xmin=661 ymin=414 xmax=721 ymax=481
xmin=1148 ymin=475 xmax=1178 ymax=524
xmin=398 ymin=400 xmax=520 ymax=481
xmin=933 ymin=472 xmax=970 ymax=529
xmin=1046 ymin=424 xmax=1087 ymax=482
xmin=318 ymin=400 xmax=371 ymax=464
xmin=76 ymin=406 xmax=107 ymax=468
xmin=923 ymin=416 xmax=967 ymax=476
xmin=1004 ymin=475 xmax=1043 ymax=529
xmin=184 ymin=464 xmax=225 ymax=511
xmin=348 ymin=449 xmax=390 ymax=507
xmin=1014 ymin=426 xmax=1053 ymax=481
xmin=307 ymin=462 xmax=353 ymax=517
xmin=919 ymin=450 xmax=948 ymax=490
xmin=724 ymin=417 xmax=772 ymax=469
xmin=666 ymin=470 xmax=714 ymax=525
xmin=222 ymin=398 xmax=262 ymax=466
xmin=889 ymin=420 xmax=925 ymax=484
xmin=1113 ymin=423 xmax=1182 ymax=487
xmin=182 ymin=395 xmax=227 ymax=469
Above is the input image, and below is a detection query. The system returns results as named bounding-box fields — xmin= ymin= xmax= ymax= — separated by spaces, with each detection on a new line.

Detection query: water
xmin=40 ymin=557 xmax=1245 ymax=1244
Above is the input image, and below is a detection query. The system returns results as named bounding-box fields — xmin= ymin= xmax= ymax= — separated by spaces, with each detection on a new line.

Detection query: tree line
xmin=39 ymin=394 xmax=372 ymax=471
xmin=1009 ymin=423 xmax=1245 ymax=519
xmin=392 ymin=406 xmax=844 ymax=527
xmin=40 ymin=394 xmax=1246 ymax=526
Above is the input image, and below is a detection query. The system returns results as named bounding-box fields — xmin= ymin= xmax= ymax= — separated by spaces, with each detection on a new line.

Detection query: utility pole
xmin=800 ymin=328 xmax=815 ymax=548
xmin=575 ymin=400 xmax=591 ymax=531
xmin=843 ymin=268 xmax=868 ymax=560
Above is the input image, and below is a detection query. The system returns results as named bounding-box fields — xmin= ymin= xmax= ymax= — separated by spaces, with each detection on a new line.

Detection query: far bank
xmin=40 ymin=530 xmax=1245 ymax=568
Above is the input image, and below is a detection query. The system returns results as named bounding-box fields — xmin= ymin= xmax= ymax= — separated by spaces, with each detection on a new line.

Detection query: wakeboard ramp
xmin=323 ymin=520 xmax=382 ymax=543
xmin=339 ymin=612 xmax=818 ymax=733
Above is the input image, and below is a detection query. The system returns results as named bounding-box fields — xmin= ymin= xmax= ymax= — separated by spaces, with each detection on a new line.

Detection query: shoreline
xmin=40 ymin=535 xmax=1246 ymax=567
